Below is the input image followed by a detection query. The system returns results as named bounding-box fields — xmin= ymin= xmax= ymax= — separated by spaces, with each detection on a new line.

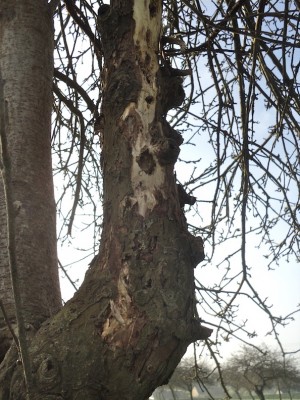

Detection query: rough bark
xmin=0 ymin=1 xmax=211 ymax=399
xmin=0 ymin=0 xmax=61 ymax=394
xmin=0 ymin=175 xmax=15 ymax=363
xmin=0 ymin=0 xmax=61 ymax=323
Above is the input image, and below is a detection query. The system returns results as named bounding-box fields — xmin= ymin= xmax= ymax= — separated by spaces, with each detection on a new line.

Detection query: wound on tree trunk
xmin=0 ymin=1 xmax=211 ymax=399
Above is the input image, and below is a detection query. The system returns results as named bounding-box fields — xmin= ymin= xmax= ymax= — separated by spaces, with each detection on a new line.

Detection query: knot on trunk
xmin=154 ymin=66 xmax=186 ymax=169
xmin=189 ymin=319 xmax=213 ymax=341
xmin=157 ymin=66 xmax=185 ymax=115
xmin=33 ymin=353 xmax=61 ymax=391
xmin=188 ymin=234 xmax=205 ymax=267
xmin=136 ymin=147 xmax=156 ymax=174
xmin=176 ymin=184 xmax=196 ymax=208
xmin=151 ymin=121 xmax=183 ymax=166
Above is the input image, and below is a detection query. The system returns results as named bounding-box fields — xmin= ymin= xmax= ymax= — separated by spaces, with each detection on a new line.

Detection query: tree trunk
xmin=247 ymin=389 xmax=255 ymax=400
xmin=0 ymin=1 xmax=211 ymax=399
xmin=0 ymin=0 xmax=61 ymax=395
xmin=169 ymin=384 xmax=177 ymax=400
xmin=276 ymin=381 xmax=282 ymax=400
xmin=254 ymin=386 xmax=266 ymax=400
xmin=0 ymin=0 xmax=61 ymax=323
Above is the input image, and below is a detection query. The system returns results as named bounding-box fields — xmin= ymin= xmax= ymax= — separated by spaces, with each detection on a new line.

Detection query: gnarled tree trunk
xmin=0 ymin=1 xmax=210 ymax=399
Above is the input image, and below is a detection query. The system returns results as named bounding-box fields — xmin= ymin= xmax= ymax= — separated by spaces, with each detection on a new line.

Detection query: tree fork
xmin=0 ymin=1 xmax=211 ymax=399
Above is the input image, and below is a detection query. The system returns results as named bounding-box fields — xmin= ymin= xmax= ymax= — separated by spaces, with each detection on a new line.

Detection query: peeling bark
xmin=0 ymin=1 xmax=211 ymax=399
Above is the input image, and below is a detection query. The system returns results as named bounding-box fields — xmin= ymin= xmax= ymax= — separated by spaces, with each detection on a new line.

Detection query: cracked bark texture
xmin=0 ymin=1 xmax=210 ymax=399
xmin=0 ymin=0 xmax=61 ymax=324
xmin=0 ymin=0 xmax=61 ymax=394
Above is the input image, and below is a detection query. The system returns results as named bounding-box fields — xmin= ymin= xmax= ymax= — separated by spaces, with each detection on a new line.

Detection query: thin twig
xmin=0 ymin=69 xmax=33 ymax=395
xmin=205 ymin=339 xmax=232 ymax=399
xmin=58 ymin=259 xmax=78 ymax=291
xmin=0 ymin=299 xmax=19 ymax=351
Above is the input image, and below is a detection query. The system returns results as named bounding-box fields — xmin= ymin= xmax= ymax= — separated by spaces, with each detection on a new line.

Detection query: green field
xmin=231 ymin=395 xmax=300 ymax=400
